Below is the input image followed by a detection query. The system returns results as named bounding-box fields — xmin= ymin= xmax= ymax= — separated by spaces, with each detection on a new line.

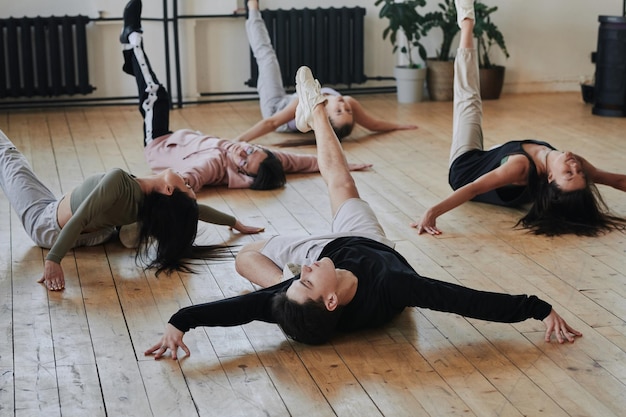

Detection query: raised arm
xmin=348 ymin=96 xmax=418 ymax=132
xmin=233 ymin=100 xmax=298 ymax=142
xmin=411 ymin=158 xmax=527 ymax=235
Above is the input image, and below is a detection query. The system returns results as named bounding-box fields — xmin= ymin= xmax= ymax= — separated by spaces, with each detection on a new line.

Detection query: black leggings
xmin=122 ymin=42 xmax=171 ymax=145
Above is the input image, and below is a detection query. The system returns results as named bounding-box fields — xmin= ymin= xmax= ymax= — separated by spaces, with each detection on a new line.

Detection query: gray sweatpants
xmin=0 ymin=129 xmax=114 ymax=250
xmin=449 ymin=48 xmax=484 ymax=166
xmin=246 ymin=9 xmax=293 ymax=126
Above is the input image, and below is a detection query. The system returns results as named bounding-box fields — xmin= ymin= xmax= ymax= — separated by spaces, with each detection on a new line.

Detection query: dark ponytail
xmin=518 ymin=177 xmax=626 ymax=236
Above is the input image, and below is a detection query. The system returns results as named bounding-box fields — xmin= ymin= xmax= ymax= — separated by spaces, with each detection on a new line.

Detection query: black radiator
xmin=247 ymin=7 xmax=367 ymax=89
xmin=0 ymin=15 xmax=94 ymax=98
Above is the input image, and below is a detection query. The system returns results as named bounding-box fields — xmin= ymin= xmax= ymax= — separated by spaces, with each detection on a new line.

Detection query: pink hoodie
xmin=144 ymin=129 xmax=319 ymax=191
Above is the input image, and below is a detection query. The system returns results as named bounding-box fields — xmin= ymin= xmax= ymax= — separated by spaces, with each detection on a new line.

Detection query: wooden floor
xmin=1 ymin=92 xmax=626 ymax=417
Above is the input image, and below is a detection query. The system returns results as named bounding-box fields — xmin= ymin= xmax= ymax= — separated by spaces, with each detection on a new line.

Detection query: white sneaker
xmin=295 ymin=66 xmax=326 ymax=132
xmin=455 ymin=0 xmax=475 ymax=27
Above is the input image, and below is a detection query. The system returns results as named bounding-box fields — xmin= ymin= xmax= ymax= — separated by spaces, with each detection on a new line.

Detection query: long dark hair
xmin=135 ymin=190 xmax=232 ymax=275
xmin=518 ymin=176 xmax=626 ymax=236
xmin=271 ymin=289 xmax=342 ymax=345
xmin=251 ymin=150 xmax=286 ymax=190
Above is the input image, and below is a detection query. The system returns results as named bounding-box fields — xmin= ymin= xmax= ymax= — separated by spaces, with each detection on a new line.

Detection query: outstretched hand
xmin=348 ymin=162 xmax=373 ymax=171
xmin=410 ymin=208 xmax=442 ymax=235
xmin=231 ymin=220 xmax=265 ymax=234
xmin=37 ymin=260 xmax=66 ymax=291
xmin=542 ymin=309 xmax=582 ymax=343
xmin=145 ymin=323 xmax=190 ymax=360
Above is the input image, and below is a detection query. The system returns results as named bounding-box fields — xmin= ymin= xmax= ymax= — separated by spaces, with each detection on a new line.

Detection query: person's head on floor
xmin=230 ymin=143 xmax=286 ymax=189
xmin=325 ymin=96 xmax=354 ymax=141
xmin=520 ymin=155 xmax=626 ymax=236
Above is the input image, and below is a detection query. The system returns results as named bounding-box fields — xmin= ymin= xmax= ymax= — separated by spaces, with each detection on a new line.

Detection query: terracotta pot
xmin=479 ymin=66 xmax=506 ymax=100
xmin=426 ymin=59 xmax=454 ymax=101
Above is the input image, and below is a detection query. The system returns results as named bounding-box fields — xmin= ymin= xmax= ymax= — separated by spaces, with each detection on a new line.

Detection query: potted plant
xmin=474 ymin=1 xmax=510 ymax=99
xmin=376 ymin=0 xmax=429 ymax=103
xmin=422 ymin=0 xmax=460 ymax=101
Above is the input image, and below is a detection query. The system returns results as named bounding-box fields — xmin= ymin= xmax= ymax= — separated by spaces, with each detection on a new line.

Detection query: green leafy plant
xmin=422 ymin=0 xmax=459 ymax=61
xmin=474 ymin=1 xmax=509 ymax=68
xmin=375 ymin=0 xmax=428 ymax=68
xmin=422 ymin=0 xmax=509 ymax=66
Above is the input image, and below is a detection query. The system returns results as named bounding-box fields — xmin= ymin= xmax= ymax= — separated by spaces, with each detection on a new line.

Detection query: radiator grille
xmin=247 ymin=7 xmax=367 ymax=88
xmin=0 ymin=15 xmax=94 ymax=98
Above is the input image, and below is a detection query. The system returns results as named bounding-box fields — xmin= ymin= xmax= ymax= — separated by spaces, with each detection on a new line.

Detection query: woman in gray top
xmin=0 ymin=128 xmax=263 ymax=292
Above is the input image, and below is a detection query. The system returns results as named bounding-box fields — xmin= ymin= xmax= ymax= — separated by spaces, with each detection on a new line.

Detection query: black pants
xmin=122 ymin=40 xmax=171 ymax=145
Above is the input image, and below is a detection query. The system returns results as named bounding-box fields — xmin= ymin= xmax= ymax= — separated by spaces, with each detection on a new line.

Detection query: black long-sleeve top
xmin=169 ymin=237 xmax=551 ymax=335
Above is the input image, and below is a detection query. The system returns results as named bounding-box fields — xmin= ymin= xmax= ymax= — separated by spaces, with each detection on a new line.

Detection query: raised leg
xmin=449 ymin=0 xmax=483 ymax=166
xmin=295 ymin=66 xmax=358 ymax=216
xmin=246 ymin=0 xmax=292 ymax=119
xmin=0 ymin=129 xmax=58 ymax=242
xmin=120 ymin=0 xmax=171 ymax=146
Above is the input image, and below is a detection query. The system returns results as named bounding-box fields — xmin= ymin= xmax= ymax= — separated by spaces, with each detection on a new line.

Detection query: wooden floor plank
xmin=285 ymin=341 xmax=385 ymax=416
xmin=76 ymin=249 xmax=153 ymax=417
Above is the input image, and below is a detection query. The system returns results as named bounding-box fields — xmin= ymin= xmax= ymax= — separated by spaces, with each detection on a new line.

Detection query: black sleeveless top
xmin=448 ymin=140 xmax=555 ymax=207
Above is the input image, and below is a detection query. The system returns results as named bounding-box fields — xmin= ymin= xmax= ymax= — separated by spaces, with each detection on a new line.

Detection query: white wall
xmin=1 ymin=0 xmax=623 ymax=102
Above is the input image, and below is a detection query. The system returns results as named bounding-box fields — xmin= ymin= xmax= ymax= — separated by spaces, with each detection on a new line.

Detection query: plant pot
xmin=479 ymin=66 xmax=506 ymax=100
xmin=394 ymin=66 xmax=427 ymax=103
xmin=426 ymin=59 xmax=454 ymax=101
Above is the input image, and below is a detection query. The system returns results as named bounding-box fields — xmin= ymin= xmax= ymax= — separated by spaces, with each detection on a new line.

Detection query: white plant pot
xmin=394 ymin=66 xmax=427 ymax=103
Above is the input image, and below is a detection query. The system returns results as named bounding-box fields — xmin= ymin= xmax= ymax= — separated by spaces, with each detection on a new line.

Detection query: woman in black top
xmin=146 ymin=63 xmax=581 ymax=359
xmin=412 ymin=1 xmax=626 ymax=237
